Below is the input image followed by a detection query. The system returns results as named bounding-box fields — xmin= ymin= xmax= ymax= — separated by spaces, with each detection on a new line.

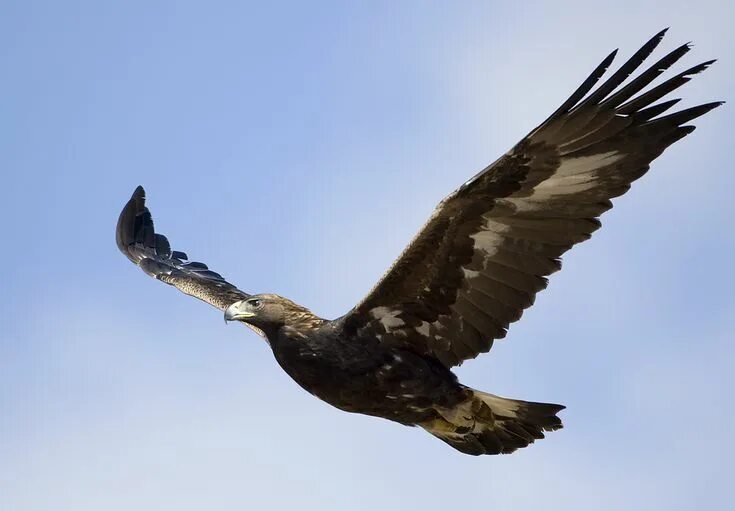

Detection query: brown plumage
xmin=116 ymin=30 xmax=721 ymax=455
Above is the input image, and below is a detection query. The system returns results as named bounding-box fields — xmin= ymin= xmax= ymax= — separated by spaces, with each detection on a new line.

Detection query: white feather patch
xmin=462 ymin=268 xmax=481 ymax=279
xmin=370 ymin=306 xmax=405 ymax=330
xmin=552 ymin=151 xmax=623 ymax=177
xmin=415 ymin=321 xmax=431 ymax=337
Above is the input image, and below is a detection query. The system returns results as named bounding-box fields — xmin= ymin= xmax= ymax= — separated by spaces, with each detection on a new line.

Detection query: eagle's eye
xmin=247 ymin=298 xmax=263 ymax=309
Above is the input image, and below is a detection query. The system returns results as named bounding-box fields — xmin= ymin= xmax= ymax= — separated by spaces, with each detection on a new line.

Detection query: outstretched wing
xmin=343 ymin=29 xmax=722 ymax=367
xmin=116 ymin=186 xmax=251 ymax=311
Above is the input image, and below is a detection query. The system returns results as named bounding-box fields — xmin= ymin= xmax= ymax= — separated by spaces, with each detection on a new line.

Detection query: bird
xmin=116 ymin=29 xmax=721 ymax=456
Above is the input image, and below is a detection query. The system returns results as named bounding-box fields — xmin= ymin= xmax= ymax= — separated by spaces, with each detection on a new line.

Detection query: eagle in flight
xmin=117 ymin=30 xmax=720 ymax=455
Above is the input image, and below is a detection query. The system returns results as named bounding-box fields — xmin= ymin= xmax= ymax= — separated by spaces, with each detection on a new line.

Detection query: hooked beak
xmin=224 ymin=300 xmax=255 ymax=323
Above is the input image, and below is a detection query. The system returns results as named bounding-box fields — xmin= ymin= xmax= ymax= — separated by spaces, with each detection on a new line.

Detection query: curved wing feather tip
xmin=116 ymin=186 xmax=250 ymax=311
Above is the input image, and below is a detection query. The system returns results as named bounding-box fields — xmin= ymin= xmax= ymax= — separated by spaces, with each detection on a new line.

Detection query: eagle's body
xmin=256 ymin=307 xmax=562 ymax=454
xmin=116 ymin=30 xmax=720 ymax=455
xmin=270 ymin=314 xmax=463 ymax=425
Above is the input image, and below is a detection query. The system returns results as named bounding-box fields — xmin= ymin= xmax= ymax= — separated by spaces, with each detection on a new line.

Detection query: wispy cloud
xmin=1 ymin=1 xmax=732 ymax=510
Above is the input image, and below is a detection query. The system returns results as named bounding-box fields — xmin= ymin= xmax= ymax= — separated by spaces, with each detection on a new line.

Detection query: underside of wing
xmin=116 ymin=186 xmax=251 ymax=311
xmin=345 ymin=29 xmax=722 ymax=367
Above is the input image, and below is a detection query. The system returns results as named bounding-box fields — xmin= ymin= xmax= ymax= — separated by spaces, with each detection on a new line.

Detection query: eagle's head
xmin=224 ymin=294 xmax=323 ymax=336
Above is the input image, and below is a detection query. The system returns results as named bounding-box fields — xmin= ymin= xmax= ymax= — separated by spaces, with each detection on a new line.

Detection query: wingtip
xmin=641 ymin=28 xmax=668 ymax=49
xmin=702 ymin=58 xmax=718 ymax=69
xmin=702 ymin=100 xmax=726 ymax=110
xmin=599 ymin=48 xmax=618 ymax=70
xmin=678 ymin=59 xmax=717 ymax=78
xmin=117 ymin=186 xmax=148 ymax=260
xmin=639 ymin=28 xmax=668 ymax=55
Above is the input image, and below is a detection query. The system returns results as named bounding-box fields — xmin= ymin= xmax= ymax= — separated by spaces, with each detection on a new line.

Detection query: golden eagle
xmin=116 ymin=30 xmax=720 ymax=455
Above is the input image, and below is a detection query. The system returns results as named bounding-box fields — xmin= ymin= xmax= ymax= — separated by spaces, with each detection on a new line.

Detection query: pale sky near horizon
xmin=1 ymin=1 xmax=734 ymax=510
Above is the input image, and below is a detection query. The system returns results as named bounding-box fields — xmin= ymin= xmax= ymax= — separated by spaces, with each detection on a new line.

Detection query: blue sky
xmin=1 ymin=1 xmax=733 ymax=509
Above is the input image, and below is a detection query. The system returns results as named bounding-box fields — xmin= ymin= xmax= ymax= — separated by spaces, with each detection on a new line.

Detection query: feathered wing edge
xmin=116 ymin=186 xmax=251 ymax=311
xmin=529 ymin=28 xmax=721 ymax=148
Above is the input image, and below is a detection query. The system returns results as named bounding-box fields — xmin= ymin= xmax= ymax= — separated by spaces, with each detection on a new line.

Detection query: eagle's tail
xmin=421 ymin=387 xmax=564 ymax=455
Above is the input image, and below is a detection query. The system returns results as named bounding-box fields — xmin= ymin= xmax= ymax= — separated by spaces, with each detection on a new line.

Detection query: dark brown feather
xmin=116 ymin=186 xmax=250 ymax=311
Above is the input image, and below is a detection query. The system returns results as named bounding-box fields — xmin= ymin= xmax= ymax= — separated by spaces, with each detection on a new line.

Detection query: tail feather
xmin=421 ymin=388 xmax=564 ymax=455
